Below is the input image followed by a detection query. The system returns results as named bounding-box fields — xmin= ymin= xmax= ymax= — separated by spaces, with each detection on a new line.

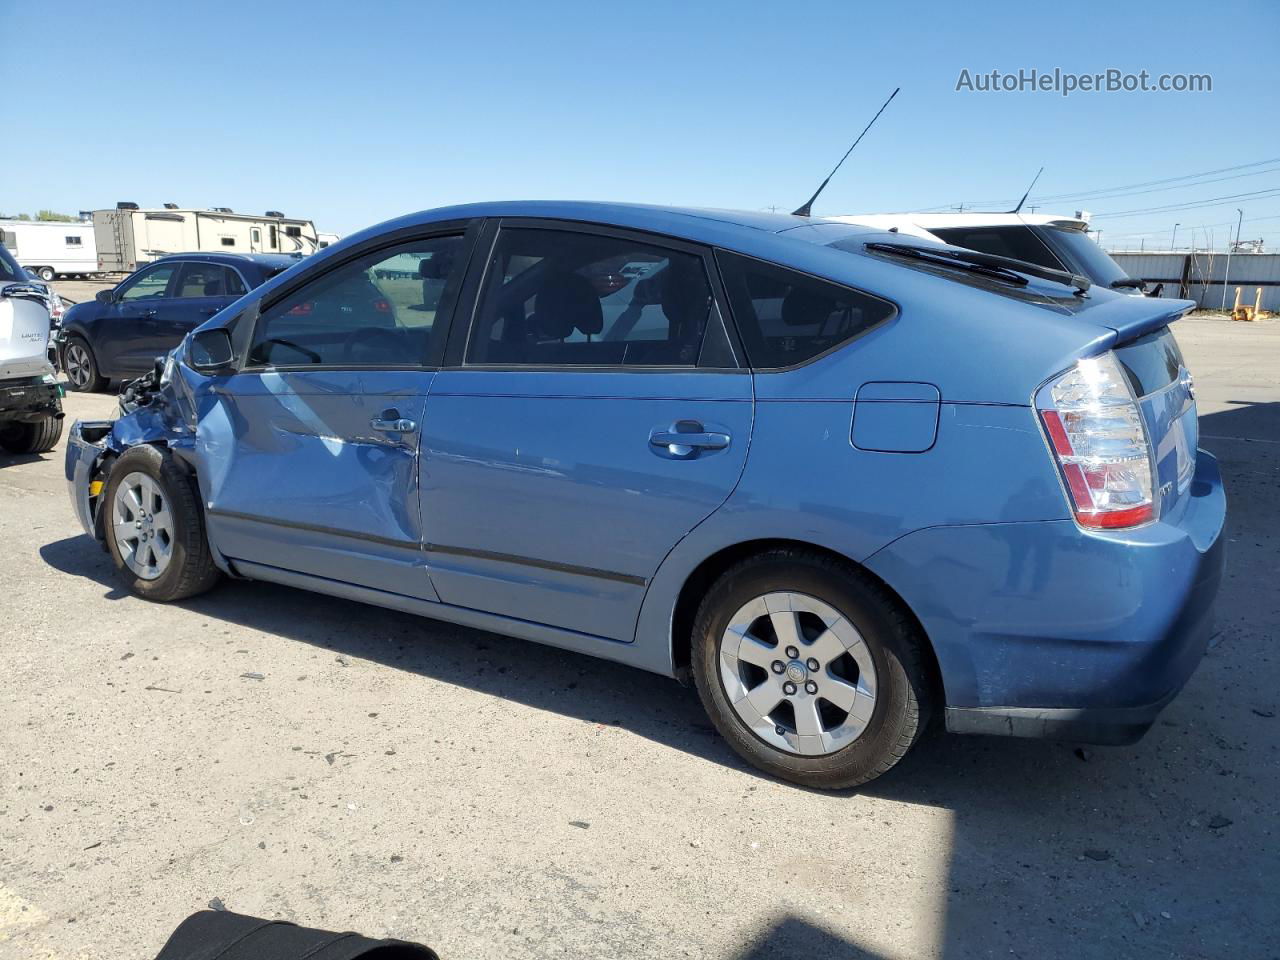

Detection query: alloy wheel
xmin=719 ymin=591 xmax=878 ymax=756
xmin=112 ymin=471 xmax=175 ymax=580
xmin=64 ymin=343 xmax=91 ymax=389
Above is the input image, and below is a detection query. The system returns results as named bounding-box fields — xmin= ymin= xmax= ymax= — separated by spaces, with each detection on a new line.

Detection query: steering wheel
xmin=342 ymin=327 xmax=402 ymax=363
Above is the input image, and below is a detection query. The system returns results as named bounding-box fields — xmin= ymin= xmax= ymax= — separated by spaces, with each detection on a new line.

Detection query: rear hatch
xmin=849 ymin=234 xmax=1200 ymax=522
xmin=0 ymin=285 xmax=53 ymax=380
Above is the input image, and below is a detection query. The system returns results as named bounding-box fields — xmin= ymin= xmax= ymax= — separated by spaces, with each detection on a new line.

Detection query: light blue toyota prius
xmin=65 ymin=202 xmax=1226 ymax=788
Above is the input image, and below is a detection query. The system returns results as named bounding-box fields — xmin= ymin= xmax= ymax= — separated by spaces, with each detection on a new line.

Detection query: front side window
xmin=466 ymin=228 xmax=715 ymax=367
xmin=118 ymin=263 xmax=179 ymax=301
xmin=248 ymin=234 xmax=464 ymax=367
xmin=716 ymin=252 xmax=894 ymax=369
xmin=174 ymin=263 xmax=246 ymax=299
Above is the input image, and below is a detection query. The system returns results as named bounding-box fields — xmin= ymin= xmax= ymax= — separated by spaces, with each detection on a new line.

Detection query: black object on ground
xmin=153 ymin=910 xmax=438 ymax=960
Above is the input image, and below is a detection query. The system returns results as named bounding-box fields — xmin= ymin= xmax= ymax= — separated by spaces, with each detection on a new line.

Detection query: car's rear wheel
xmin=103 ymin=444 xmax=221 ymax=601
xmin=63 ymin=337 xmax=106 ymax=392
xmin=691 ymin=549 xmax=932 ymax=789
xmin=0 ymin=415 xmax=64 ymax=454
xmin=36 ymin=266 xmax=55 ymax=282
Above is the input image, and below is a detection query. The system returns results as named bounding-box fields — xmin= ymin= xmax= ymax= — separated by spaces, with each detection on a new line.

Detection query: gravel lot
xmin=1 ymin=317 xmax=1276 ymax=960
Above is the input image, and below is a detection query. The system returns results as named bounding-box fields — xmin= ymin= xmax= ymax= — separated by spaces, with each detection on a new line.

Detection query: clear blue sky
xmin=4 ymin=0 xmax=1277 ymax=250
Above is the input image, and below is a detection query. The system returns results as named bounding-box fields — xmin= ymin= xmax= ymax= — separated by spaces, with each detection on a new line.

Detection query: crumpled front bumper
xmin=65 ymin=419 xmax=113 ymax=540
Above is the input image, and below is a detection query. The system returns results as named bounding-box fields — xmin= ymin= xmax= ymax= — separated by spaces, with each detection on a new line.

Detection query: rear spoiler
xmin=1084 ymin=296 xmax=1196 ymax=346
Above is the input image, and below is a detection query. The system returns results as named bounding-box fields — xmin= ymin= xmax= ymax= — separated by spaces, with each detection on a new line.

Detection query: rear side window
xmin=174 ymin=263 xmax=246 ymax=298
xmin=466 ymin=227 xmax=719 ymax=368
xmin=929 ymin=225 xmax=1064 ymax=272
xmin=716 ymin=252 xmax=894 ymax=369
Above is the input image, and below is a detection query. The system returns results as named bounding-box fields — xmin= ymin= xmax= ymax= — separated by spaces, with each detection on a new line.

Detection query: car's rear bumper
xmin=65 ymin=419 xmax=113 ymax=539
xmin=0 ymin=374 xmax=62 ymax=421
xmin=865 ymin=448 xmax=1227 ymax=745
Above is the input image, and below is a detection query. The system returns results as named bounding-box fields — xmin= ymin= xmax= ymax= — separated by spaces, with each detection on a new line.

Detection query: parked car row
xmin=56 ymin=253 xmax=297 ymax=391
xmin=65 ymin=201 xmax=1225 ymax=789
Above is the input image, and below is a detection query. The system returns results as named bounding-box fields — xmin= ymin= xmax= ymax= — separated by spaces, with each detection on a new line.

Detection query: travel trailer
xmin=0 ymin=219 xmax=98 ymax=280
xmin=93 ymin=205 xmax=319 ymax=273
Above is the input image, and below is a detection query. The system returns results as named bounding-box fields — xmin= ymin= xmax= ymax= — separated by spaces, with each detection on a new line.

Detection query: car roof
xmin=336 ymin=201 xmax=889 ymax=262
xmin=150 ymin=252 xmax=301 ymax=270
xmin=390 ymin=200 xmax=894 ymax=238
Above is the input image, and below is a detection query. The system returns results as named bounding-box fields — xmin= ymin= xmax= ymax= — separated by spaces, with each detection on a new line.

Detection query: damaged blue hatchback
xmin=66 ymin=202 xmax=1226 ymax=788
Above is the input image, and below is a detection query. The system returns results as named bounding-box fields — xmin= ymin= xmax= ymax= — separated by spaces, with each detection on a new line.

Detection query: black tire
xmin=691 ymin=549 xmax=932 ymax=790
xmin=36 ymin=266 xmax=55 ymax=282
xmin=102 ymin=444 xmax=221 ymax=602
xmin=0 ymin=415 xmax=64 ymax=454
xmin=63 ymin=336 xmax=107 ymax=392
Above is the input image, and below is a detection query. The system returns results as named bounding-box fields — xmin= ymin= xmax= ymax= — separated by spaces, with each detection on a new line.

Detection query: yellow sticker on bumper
xmin=89 ymin=480 xmax=103 ymax=497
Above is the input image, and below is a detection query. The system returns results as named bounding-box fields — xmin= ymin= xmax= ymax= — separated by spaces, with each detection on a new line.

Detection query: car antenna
xmin=1009 ymin=166 xmax=1045 ymax=214
xmin=791 ymin=87 xmax=899 ymax=218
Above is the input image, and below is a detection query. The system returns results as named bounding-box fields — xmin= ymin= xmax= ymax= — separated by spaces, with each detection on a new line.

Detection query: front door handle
xmin=649 ymin=420 xmax=730 ymax=460
xmin=371 ymin=414 xmax=417 ymax=433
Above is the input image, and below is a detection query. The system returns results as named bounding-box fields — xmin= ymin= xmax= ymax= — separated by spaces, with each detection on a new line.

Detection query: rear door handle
xmin=649 ymin=421 xmax=730 ymax=460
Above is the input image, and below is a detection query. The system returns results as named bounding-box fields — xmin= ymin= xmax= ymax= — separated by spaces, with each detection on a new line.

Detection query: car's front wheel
xmin=103 ymin=444 xmax=221 ymax=601
xmin=62 ymin=337 xmax=107 ymax=392
xmin=691 ymin=549 xmax=932 ymax=789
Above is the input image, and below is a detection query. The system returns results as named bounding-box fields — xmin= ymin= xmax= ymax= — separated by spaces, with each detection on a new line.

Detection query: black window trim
xmin=232 ymin=218 xmax=482 ymax=376
xmin=714 ymin=249 xmax=900 ymax=373
xmin=442 ymin=216 xmax=746 ymax=375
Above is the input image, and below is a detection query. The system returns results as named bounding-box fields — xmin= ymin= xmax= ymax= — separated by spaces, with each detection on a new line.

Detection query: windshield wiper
xmin=866 ymin=241 xmax=1091 ymax=296
xmin=1109 ymin=277 xmax=1146 ymax=290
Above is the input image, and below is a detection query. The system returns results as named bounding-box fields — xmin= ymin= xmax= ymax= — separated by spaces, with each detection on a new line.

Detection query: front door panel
xmin=202 ymin=369 xmax=437 ymax=600
xmin=420 ymin=370 xmax=752 ymax=640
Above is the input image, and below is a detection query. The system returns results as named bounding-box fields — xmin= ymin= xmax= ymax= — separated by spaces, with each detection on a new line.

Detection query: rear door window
xmin=174 ymin=263 xmax=245 ymax=298
xmin=716 ymin=251 xmax=894 ymax=369
xmin=466 ymin=227 xmax=726 ymax=368
xmin=929 ymin=225 xmax=1065 ymax=272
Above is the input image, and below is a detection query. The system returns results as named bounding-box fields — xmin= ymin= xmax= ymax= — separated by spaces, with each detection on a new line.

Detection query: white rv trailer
xmin=0 ymin=219 xmax=98 ymax=280
xmin=92 ymin=206 xmax=320 ymax=273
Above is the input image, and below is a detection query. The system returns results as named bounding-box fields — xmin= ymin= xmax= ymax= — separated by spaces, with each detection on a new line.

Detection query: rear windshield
xmin=0 ymin=244 xmax=24 ymax=283
xmin=928 ymin=225 xmax=1065 ymax=273
xmin=827 ymin=236 xmax=1083 ymax=312
xmin=1039 ymin=226 xmax=1131 ymax=287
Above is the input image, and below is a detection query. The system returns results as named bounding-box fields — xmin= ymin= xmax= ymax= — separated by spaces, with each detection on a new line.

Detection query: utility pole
xmin=1221 ymin=207 xmax=1244 ymax=310
xmin=1171 ymin=223 xmax=1179 ymax=251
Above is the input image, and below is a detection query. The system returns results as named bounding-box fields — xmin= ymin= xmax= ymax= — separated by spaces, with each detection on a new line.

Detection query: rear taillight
xmin=1036 ymin=351 xmax=1156 ymax=530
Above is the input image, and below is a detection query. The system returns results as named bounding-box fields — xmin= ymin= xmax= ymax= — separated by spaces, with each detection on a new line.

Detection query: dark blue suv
xmin=58 ymin=253 xmax=297 ymax=391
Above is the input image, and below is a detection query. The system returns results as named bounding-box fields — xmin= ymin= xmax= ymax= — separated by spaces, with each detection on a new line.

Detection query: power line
xmin=917 ymin=156 xmax=1280 ymax=212
xmin=1090 ymin=187 xmax=1280 ymax=219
